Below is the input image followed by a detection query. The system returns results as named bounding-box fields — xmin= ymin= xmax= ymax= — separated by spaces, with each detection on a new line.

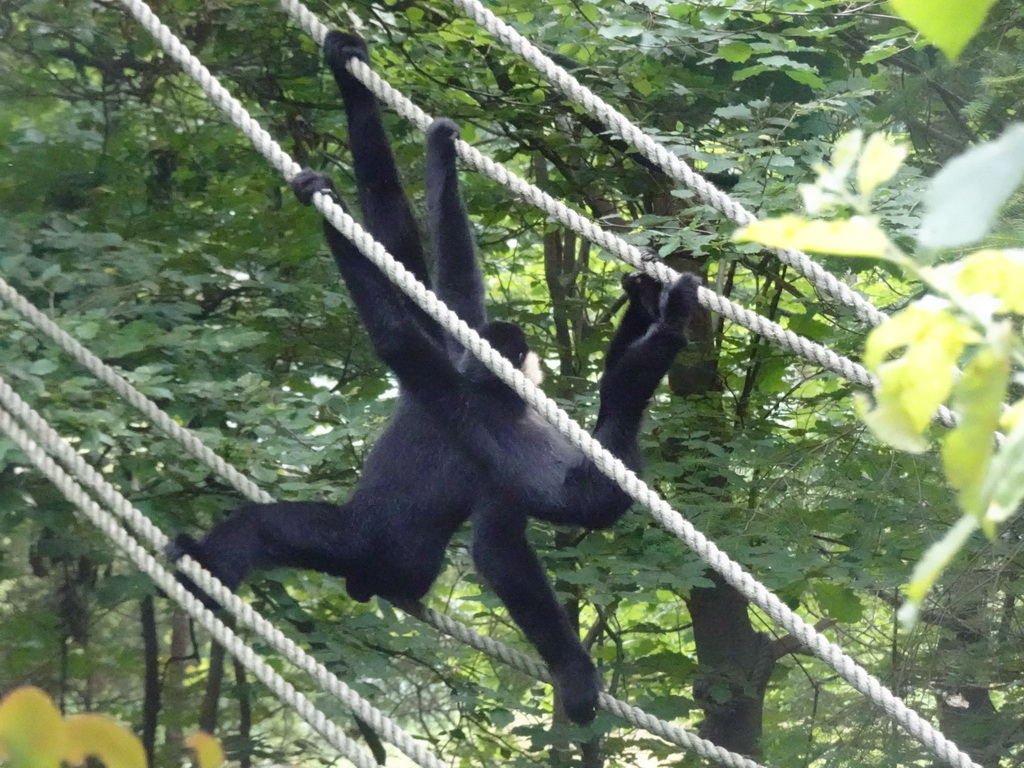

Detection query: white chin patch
xmin=521 ymin=351 xmax=544 ymax=385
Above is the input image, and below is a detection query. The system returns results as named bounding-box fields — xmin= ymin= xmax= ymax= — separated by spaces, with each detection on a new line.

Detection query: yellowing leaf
xmin=186 ymin=732 xmax=225 ymax=768
xmin=938 ymin=249 xmax=1024 ymax=313
xmin=941 ymin=345 xmax=1009 ymax=515
xmin=735 ymin=215 xmax=889 ymax=257
xmin=1001 ymin=398 xmax=1024 ymax=432
xmin=63 ymin=715 xmax=145 ymax=768
xmin=981 ymin=415 xmax=1024 ymax=532
xmin=861 ymin=304 xmax=978 ymax=451
xmin=0 ymin=687 xmax=66 ymax=768
xmin=890 ymin=0 xmax=997 ymax=61
xmin=856 ymin=133 xmax=909 ymax=196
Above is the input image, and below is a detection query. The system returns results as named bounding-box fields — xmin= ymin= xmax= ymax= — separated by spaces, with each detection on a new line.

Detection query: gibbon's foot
xmin=291 ymin=168 xmax=342 ymax=208
xmin=425 ymin=117 xmax=461 ymax=161
xmin=552 ymin=656 xmax=601 ymax=725
xmin=661 ymin=272 xmax=701 ymax=336
xmin=165 ymin=534 xmax=224 ymax=611
xmin=324 ymin=31 xmax=370 ymax=86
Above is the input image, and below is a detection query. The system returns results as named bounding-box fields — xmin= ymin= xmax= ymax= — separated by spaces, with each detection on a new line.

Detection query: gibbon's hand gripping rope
xmin=0 ymin=366 xmax=765 ymax=768
xmin=55 ymin=1 xmax=978 ymax=766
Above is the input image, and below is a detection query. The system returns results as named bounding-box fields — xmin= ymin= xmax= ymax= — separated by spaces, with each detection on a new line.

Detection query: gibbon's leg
xmin=470 ymin=503 xmax=601 ymax=725
xmin=424 ymin=117 xmax=487 ymax=331
xmin=169 ymin=501 xmax=373 ymax=606
xmin=323 ymin=31 xmax=431 ymax=290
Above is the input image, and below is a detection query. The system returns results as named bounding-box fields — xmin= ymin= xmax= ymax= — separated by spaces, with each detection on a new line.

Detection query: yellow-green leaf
xmin=938 ymin=249 xmax=1024 ymax=314
xmin=941 ymin=345 xmax=1009 ymax=515
xmin=900 ymin=514 xmax=980 ymax=624
xmin=186 ymin=733 xmax=225 ymax=768
xmin=63 ymin=715 xmax=145 ymax=768
xmin=580 ymin=3 xmax=600 ymax=22
xmin=856 ymin=133 xmax=909 ymax=197
xmin=861 ymin=304 xmax=978 ymax=450
xmin=980 ymin=414 xmax=1024 ymax=532
xmin=734 ymin=215 xmax=889 ymax=257
xmin=719 ymin=41 xmax=753 ymax=63
xmin=890 ymin=0 xmax=997 ymax=61
xmin=0 ymin=687 xmax=66 ymax=768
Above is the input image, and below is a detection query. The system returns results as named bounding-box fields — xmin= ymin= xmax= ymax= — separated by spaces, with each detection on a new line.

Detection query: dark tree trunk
xmin=140 ymin=595 xmax=161 ymax=768
xmin=686 ymin=572 xmax=772 ymax=757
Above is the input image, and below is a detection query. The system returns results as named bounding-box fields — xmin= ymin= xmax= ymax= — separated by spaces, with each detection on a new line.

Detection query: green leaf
xmin=719 ymin=41 xmax=752 ymax=63
xmin=889 ymin=0 xmax=997 ymax=61
xmin=580 ymin=3 xmax=600 ymax=22
xmin=856 ymin=133 xmax=909 ymax=197
xmin=941 ymin=343 xmax=1009 ymax=515
xmin=919 ymin=124 xmax=1024 ymax=249
xmin=734 ymin=215 xmax=889 ymax=257
xmin=813 ymin=582 xmax=864 ymax=623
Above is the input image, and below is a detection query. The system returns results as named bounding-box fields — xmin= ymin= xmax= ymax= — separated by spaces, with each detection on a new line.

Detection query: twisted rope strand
xmin=445 ymin=0 xmax=887 ymax=327
xmin=0 ymin=406 xmax=378 ymax=768
xmin=0 ymin=374 xmax=445 ymax=768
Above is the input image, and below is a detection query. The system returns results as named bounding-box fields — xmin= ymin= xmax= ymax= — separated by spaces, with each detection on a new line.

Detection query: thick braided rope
xmin=410 ymin=604 xmax=766 ymax=768
xmin=0 ymin=406 xmax=378 ymax=768
xmin=444 ymin=0 xmax=887 ymax=328
xmin=277 ymin=0 xmax=961 ymax=432
xmin=0 ymin=376 xmax=446 ymax=768
xmin=0 ymin=277 xmax=273 ymax=506
xmin=0 ymin=289 xmax=762 ymax=766
xmin=94 ymin=3 xmax=975 ymax=765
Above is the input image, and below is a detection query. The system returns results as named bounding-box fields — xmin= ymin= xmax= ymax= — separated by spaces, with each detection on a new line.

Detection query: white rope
xmin=54 ymin=2 xmax=977 ymax=765
xmin=411 ymin=604 xmax=768 ymax=768
xmin=444 ymin=0 xmax=887 ymax=329
xmin=276 ymin=0 xmax=960 ymax=432
xmin=0 ymin=405 xmax=378 ymax=768
xmin=0 ymin=293 xmax=765 ymax=768
xmin=0 ymin=375 xmax=445 ymax=768
xmin=0 ymin=278 xmax=274 ymax=506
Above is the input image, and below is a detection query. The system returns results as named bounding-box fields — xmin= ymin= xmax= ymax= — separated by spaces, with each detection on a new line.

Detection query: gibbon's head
xmin=460 ymin=321 xmax=544 ymax=386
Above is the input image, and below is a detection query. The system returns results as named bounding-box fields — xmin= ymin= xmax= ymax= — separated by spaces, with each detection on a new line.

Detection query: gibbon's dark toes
xmin=324 ymin=31 xmax=370 ymax=73
xmin=553 ymin=657 xmax=601 ymax=725
xmin=291 ymin=169 xmax=339 ymax=207
xmin=661 ymin=272 xmax=701 ymax=335
xmin=622 ymin=270 xmax=663 ymax=320
xmin=426 ymin=117 xmax=461 ymax=151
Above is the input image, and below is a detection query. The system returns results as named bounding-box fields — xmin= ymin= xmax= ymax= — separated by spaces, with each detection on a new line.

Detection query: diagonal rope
xmin=276 ymin=0 xmax=961 ymax=432
xmin=444 ymin=0 xmax=887 ymax=328
xmin=0 ymin=374 xmax=445 ymax=768
xmin=45 ymin=1 xmax=978 ymax=765
xmin=0 ymin=405 xmax=379 ymax=768
xmin=0 ymin=356 xmax=765 ymax=768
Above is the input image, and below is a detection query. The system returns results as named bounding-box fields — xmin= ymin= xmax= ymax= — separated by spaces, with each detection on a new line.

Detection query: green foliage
xmin=737 ymin=126 xmax=1024 ymax=620
xmin=3 ymin=0 xmax=1024 ymax=764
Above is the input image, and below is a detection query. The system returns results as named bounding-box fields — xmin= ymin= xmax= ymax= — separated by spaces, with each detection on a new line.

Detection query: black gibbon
xmin=171 ymin=31 xmax=699 ymax=724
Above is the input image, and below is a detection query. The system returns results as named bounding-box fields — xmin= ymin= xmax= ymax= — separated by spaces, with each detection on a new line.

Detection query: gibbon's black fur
xmin=170 ymin=30 xmax=699 ymax=725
